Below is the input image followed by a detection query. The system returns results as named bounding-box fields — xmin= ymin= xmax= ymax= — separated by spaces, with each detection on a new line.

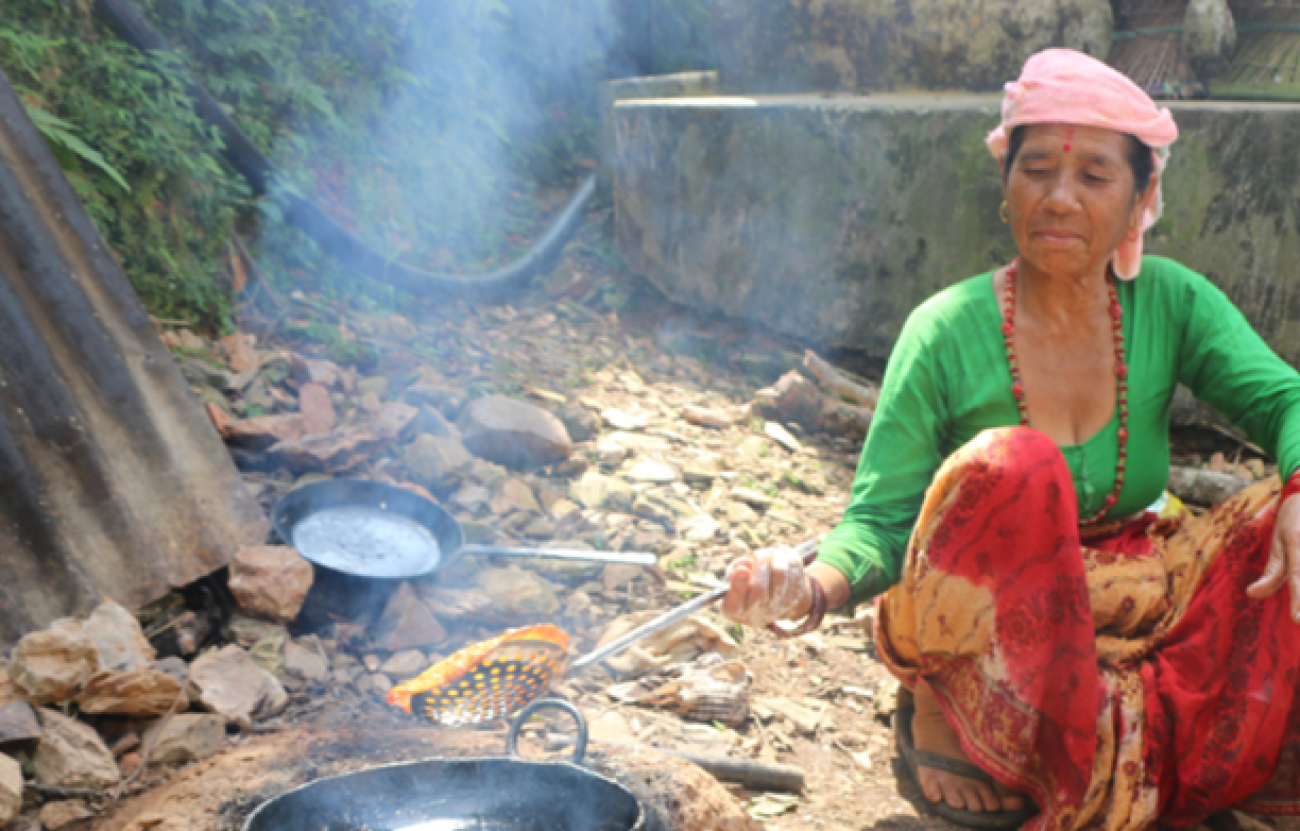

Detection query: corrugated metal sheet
xmin=0 ymin=68 xmax=266 ymax=645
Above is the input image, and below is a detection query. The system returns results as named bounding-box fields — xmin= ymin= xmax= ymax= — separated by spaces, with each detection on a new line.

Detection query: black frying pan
xmin=242 ymin=700 xmax=644 ymax=831
xmin=272 ymin=479 xmax=655 ymax=580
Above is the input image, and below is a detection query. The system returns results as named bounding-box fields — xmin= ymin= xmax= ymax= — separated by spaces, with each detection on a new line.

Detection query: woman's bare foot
xmin=913 ymin=681 xmax=1027 ymax=813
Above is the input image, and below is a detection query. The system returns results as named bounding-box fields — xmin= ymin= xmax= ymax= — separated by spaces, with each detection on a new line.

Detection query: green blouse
xmin=817 ymin=256 xmax=1300 ymax=605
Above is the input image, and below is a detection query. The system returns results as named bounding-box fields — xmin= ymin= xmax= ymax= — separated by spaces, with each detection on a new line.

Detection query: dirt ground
xmin=69 ymin=206 xmax=1279 ymax=831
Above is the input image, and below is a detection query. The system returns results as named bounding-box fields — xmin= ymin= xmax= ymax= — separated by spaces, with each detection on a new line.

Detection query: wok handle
xmin=460 ymin=545 xmax=656 ymax=567
xmin=506 ymin=698 xmax=589 ymax=765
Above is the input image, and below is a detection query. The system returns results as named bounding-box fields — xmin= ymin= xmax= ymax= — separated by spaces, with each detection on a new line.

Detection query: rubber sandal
xmin=894 ymin=704 xmax=1038 ymax=830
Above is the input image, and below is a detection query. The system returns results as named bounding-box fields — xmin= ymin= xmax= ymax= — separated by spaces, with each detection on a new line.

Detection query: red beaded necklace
xmin=1001 ymin=259 xmax=1129 ymax=525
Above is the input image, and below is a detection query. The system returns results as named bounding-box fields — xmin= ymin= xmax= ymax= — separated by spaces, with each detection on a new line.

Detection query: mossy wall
xmin=614 ymin=95 xmax=1300 ymax=362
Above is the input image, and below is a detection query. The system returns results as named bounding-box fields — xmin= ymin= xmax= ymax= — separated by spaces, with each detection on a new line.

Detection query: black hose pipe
xmin=94 ymin=0 xmax=596 ymax=303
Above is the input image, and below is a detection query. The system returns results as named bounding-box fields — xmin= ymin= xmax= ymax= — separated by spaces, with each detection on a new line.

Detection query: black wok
xmin=272 ymin=479 xmax=654 ymax=580
xmin=242 ymin=700 xmax=644 ymax=831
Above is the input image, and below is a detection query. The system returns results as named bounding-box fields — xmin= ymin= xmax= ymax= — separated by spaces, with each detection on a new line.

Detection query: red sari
xmin=875 ymin=427 xmax=1300 ymax=831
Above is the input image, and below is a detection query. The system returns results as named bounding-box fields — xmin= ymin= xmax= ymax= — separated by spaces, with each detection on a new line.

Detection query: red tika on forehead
xmin=386 ymin=624 xmax=570 ymax=715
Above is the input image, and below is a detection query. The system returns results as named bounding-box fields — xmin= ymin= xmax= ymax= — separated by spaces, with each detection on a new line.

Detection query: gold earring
xmin=999 ymin=201 xmax=1010 ymax=224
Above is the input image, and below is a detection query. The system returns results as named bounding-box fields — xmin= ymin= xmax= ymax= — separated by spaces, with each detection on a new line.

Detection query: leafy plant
xmin=23 ymin=103 xmax=129 ymax=191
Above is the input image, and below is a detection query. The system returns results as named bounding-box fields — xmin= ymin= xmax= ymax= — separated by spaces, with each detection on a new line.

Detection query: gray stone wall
xmin=614 ymin=95 xmax=1300 ymax=361
xmin=710 ymin=0 xmax=1114 ymax=93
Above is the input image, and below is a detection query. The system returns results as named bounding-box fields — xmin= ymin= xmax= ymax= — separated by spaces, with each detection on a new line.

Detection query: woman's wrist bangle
xmin=767 ymin=576 xmax=827 ymax=639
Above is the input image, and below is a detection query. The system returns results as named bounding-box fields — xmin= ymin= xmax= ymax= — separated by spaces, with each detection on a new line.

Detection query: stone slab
xmin=615 ymin=94 xmax=1300 ymax=363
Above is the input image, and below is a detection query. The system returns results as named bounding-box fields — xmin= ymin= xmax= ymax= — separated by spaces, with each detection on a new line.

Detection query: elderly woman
xmin=723 ymin=49 xmax=1300 ymax=831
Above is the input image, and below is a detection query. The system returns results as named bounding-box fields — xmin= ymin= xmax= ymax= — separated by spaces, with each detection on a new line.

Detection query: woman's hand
xmin=1247 ymin=492 xmax=1300 ymax=622
xmin=722 ymin=547 xmax=813 ymax=628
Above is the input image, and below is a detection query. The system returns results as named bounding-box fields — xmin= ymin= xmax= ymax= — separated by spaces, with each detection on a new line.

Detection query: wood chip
xmin=764 ymin=421 xmax=803 ymax=453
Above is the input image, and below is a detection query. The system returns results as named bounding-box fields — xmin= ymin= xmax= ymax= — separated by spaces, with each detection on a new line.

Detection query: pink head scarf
xmin=986 ymin=48 xmax=1179 ymax=279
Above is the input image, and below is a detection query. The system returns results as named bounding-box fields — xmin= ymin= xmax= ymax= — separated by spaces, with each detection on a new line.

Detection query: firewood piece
xmin=819 ymin=400 xmax=873 ymax=439
xmin=803 ymin=350 xmax=879 ymax=409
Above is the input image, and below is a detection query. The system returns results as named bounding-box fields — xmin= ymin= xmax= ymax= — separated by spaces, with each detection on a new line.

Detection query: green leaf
xmin=23 ymin=104 xmax=131 ymax=193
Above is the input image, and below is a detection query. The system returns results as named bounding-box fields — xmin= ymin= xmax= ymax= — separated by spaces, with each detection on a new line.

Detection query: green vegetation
xmin=0 ymin=0 xmax=714 ymax=328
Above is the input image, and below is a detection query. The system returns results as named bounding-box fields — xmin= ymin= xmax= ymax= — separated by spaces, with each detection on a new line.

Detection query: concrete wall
xmin=614 ymin=94 xmax=1300 ymax=362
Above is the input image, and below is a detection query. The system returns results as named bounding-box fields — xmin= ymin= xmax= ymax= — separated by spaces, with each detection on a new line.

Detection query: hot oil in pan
xmin=292 ymin=507 xmax=441 ymax=577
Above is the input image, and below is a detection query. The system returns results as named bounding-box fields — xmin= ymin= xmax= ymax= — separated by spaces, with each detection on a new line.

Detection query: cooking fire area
xmin=1 ymin=215 xmax=1272 ymax=831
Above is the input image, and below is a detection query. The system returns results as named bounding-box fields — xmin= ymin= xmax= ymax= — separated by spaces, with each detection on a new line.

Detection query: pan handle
xmin=506 ymin=698 xmax=589 ymax=765
xmin=461 ymin=545 xmax=656 ymax=567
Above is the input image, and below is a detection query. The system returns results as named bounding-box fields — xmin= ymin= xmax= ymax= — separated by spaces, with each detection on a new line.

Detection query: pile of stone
xmin=0 ymin=599 xmax=226 ymax=828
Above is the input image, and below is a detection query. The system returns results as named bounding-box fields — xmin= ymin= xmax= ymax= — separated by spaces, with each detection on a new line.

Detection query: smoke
xmin=259 ymin=0 xmax=619 ymax=279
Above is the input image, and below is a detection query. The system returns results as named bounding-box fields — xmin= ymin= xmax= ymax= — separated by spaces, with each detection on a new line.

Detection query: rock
xmin=227 ymin=545 xmax=314 ymax=624
xmin=371 ymin=583 xmax=447 ymax=652
xmin=595 ymin=439 xmax=630 ymax=468
xmin=282 ymin=641 xmax=330 ymax=685
xmin=32 ymin=708 xmax=120 ymax=788
xmin=405 ymin=434 xmax=474 ymax=489
xmin=549 ymin=498 xmax=581 ymax=520
xmin=680 ymin=514 xmax=723 ymax=542
xmin=39 ymin=800 xmax=93 ymax=830
xmin=356 ymin=376 xmax=388 ymax=399
xmin=379 ymin=650 xmax=427 ymax=680
xmin=475 ymin=568 xmax=560 ymax=619
xmin=490 ymin=477 xmax=542 ymax=516
xmin=404 ymin=384 xmax=467 ymax=419
xmin=86 ymin=600 xmax=155 ymax=672
xmin=563 ymin=591 xmax=596 ymax=624
xmin=188 ymin=646 xmax=289 ymax=727
xmin=368 ymin=673 xmax=394 ymax=696
xmin=682 ymin=405 xmax=734 ymax=429
xmin=627 ymin=460 xmax=677 ymax=483
xmin=458 ymin=395 xmax=573 ymax=470
xmin=141 ymin=714 xmax=225 ymax=764
xmin=522 ymin=516 xmax=558 ymax=538
xmin=298 ymin=383 xmax=337 ymax=435
xmin=409 ymin=406 xmax=458 ymax=439
xmin=602 ymin=564 xmax=643 ymax=591
xmin=226 ymin=615 xmax=287 ymax=650
xmin=152 ymin=657 xmax=189 ymax=686
xmin=220 ymin=333 xmax=259 ymax=374
xmin=269 ymin=426 xmax=396 ymax=474
xmin=175 ymin=329 xmax=205 ymax=352
xmin=724 ymin=501 xmax=759 ymax=524
xmin=118 ymin=752 xmax=143 ymax=779
xmin=362 ymin=655 xmax=381 ymax=673
xmin=570 ymin=471 xmax=634 ymax=512
xmin=450 ymin=483 xmax=491 ymax=511
xmin=730 ymin=487 xmax=774 ymax=509
xmin=0 ymin=701 xmax=41 ymax=746
xmin=557 ymin=404 xmax=599 ymax=442
xmin=134 ymin=812 xmax=167 ymax=830
xmin=223 ymin=413 xmax=307 ymax=450
xmin=418 ymin=586 xmax=495 ymax=621
xmin=76 ymin=669 xmax=186 ymax=717
xmin=0 ymin=661 xmax=18 ymax=706
xmin=1168 ymin=466 xmax=1252 ymax=506
xmin=248 ymin=632 xmax=287 ymax=676
xmin=293 ymin=357 xmax=348 ymax=390
xmin=0 ymin=754 xmax=18 ymax=825
xmin=764 ymin=422 xmax=803 ymax=453
xmin=374 ymin=401 xmax=420 ymax=440
xmin=11 ymin=619 xmax=100 ymax=705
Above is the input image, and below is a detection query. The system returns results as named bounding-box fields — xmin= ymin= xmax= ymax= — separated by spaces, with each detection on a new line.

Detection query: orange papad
xmin=386 ymin=624 xmax=571 ymax=715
